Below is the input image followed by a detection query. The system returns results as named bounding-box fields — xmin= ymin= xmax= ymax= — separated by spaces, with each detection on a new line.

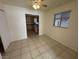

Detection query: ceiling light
xmin=32 ymin=0 xmax=47 ymax=10
xmin=32 ymin=4 xmax=40 ymax=10
xmin=32 ymin=0 xmax=41 ymax=10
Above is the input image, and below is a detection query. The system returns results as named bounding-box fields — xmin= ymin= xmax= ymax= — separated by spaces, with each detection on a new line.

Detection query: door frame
xmin=25 ymin=14 xmax=39 ymax=37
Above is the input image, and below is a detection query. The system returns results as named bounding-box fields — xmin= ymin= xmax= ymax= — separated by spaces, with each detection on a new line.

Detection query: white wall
xmin=3 ymin=5 xmax=44 ymax=42
xmin=0 ymin=53 xmax=2 ymax=59
xmin=0 ymin=2 xmax=10 ymax=50
xmin=43 ymin=1 xmax=77 ymax=51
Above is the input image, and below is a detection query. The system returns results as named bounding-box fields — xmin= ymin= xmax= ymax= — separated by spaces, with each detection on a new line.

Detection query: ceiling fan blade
xmin=40 ymin=0 xmax=44 ymax=1
xmin=42 ymin=4 xmax=47 ymax=7
xmin=32 ymin=0 xmax=44 ymax=1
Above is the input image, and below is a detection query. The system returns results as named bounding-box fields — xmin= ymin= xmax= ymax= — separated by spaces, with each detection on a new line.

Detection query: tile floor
xmin=2 ymin=35 xmax=77 ymax=59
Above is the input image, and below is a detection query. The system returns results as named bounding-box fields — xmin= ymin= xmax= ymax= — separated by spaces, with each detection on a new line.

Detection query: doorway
xmin=0 ymin=36 xmax=5 ymax=55
xmin=25 ymin=14 xmax=39 ymax=37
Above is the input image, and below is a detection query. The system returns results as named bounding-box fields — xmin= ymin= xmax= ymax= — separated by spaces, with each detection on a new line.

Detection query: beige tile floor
xmin=2 ymin=35 xmax=77 ymax=59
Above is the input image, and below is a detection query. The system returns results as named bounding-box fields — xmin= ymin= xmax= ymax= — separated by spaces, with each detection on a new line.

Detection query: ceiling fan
xmin=32 ymin=0 xmax=47 ymax=9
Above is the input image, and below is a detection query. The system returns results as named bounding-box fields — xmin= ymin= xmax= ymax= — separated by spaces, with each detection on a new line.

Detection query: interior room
xmin=0 ymin=0 xmax=78 ymax=59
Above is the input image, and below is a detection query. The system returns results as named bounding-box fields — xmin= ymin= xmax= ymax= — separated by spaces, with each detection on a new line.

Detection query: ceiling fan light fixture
xmin=32 ymin=4 xmax=40 ymax=9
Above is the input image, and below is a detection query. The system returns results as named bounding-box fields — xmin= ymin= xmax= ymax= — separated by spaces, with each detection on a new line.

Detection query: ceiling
xmin=1 ymin=0 xmax=75 ymax=10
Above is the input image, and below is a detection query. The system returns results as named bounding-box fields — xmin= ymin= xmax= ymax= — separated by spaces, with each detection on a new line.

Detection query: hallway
xmin=2 ymin=35 xmax=77 ymax=59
